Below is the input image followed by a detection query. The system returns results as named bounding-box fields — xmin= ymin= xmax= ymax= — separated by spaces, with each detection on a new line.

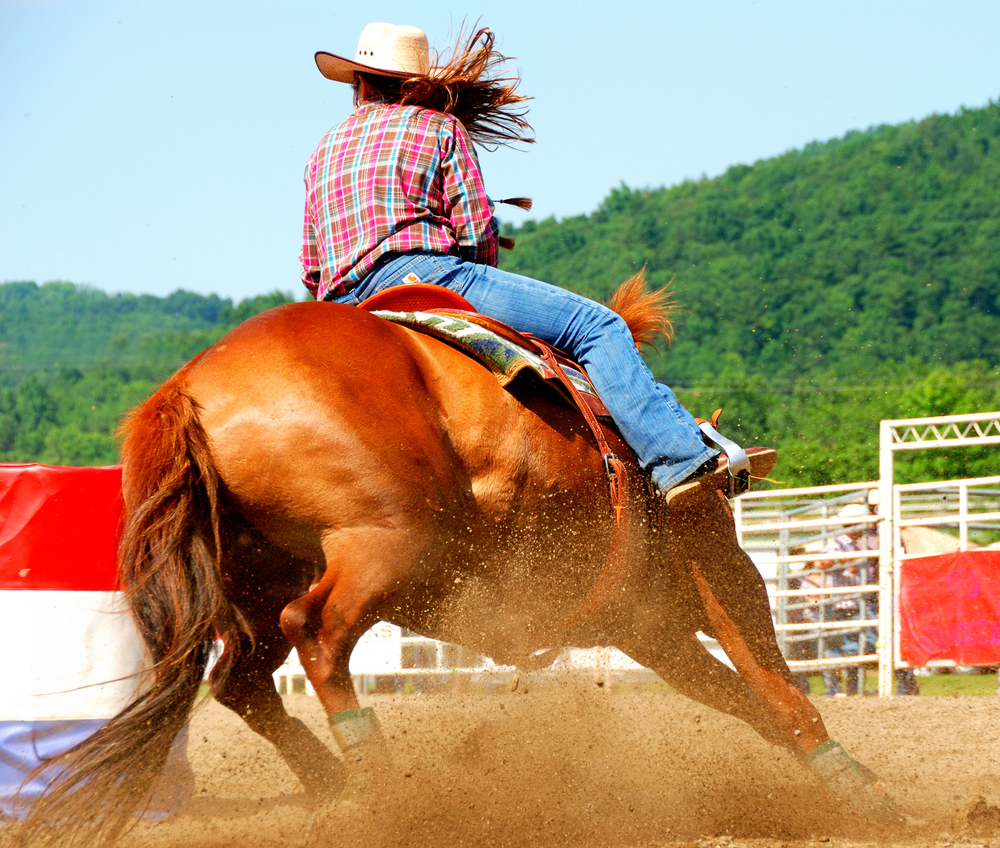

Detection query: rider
xmin=302 ymin=22 xmax=742 ymax=507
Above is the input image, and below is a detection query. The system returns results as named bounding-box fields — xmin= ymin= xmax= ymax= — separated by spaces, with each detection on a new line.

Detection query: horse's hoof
xmin=806 ymin=739 xmax=895 ymax=816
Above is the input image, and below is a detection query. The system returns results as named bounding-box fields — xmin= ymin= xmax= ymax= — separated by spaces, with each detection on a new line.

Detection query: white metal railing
xmin=735 ymin=483 xmax=884 ymax=690
xmin=886 ymin=411 xmax=1000 ymax=450
xmin=892 ymin=475 xmax=1000 ymax=554
xmin=274 ymin=629 xmax=678 ymax=696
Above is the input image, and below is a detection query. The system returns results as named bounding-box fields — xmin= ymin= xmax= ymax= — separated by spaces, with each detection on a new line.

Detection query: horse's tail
xmin=608 ymin=267 xmax=675 ymax=352
xmin=20 ymin=376 xmax=240 ymax=847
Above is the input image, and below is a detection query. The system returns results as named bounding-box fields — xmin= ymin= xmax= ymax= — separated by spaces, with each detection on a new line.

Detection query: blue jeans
xmin=335 ymin=253 xmax=715 ymax=491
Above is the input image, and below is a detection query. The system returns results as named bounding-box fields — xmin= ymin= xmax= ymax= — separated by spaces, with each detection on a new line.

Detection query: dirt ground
xmin=10 ymin=679 xmax=990 ymax=848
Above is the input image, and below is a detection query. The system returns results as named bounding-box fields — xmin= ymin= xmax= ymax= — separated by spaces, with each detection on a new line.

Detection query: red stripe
xmin=0 ymin=465 xmax=122 ymax=591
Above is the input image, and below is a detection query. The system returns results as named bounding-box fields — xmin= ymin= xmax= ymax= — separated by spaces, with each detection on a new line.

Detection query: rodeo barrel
xmin=0 ymin=463 xmax=191 ymax=821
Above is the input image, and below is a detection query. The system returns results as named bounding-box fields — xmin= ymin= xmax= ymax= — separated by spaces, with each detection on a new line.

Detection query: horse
xmin=20 ymin=276 xmax=886 ymax=846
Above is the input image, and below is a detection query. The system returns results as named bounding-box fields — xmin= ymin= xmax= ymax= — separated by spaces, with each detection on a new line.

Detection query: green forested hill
xmin=0 ymin=281 xmax=293 ymax=372
xmin=502 ymin=103 xmax=1000 ymax=381
xmin=0 ymin=283 xmax=294 ymax=465
xmin=4 ymin=100 xmax=1000 ymax=481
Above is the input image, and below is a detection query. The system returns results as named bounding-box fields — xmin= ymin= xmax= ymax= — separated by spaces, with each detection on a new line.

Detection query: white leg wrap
xmin=328 ymin=706 xmax=382 ymax=753
xmin=806 ymin=739 xmax=892 ymax=813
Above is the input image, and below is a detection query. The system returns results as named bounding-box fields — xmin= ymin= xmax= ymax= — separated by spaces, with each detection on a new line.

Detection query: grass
xmin=804 ymin=670 xmax=998 ymax=697
xmin=259 ymin=671 xmax=997 ymax=699
xmin=911 ymin=671 xmax=998 ymax=697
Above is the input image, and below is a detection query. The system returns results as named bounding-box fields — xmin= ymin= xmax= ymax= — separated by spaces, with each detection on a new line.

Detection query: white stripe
xmin=0 ymin=591 xmax=145 ymax=721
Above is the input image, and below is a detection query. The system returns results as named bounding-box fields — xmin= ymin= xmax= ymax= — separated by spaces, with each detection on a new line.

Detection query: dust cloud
xmin=12 ymin=679 xmax=985 ymax=848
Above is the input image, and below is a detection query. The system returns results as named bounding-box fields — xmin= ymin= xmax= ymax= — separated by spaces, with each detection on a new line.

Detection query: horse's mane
xmin=608 ymin=269 xmax=675 ymax=352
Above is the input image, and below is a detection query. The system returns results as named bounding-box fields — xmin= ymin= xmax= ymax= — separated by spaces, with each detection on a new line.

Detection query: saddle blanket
xmin=372 ymin=309 xmax=602 ymax=405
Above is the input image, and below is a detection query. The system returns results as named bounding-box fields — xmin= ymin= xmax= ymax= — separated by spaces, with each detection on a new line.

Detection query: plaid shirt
xmin=300 ymin=102 xmax=499 ymax=300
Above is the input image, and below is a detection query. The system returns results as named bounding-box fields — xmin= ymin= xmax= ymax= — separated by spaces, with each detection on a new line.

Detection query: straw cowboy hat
xmin=315 ymin=22 xmax=431 ymax=83
xmin=837 ymin=502 xmax=870 ymax=534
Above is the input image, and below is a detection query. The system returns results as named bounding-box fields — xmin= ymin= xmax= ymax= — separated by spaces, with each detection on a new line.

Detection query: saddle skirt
xmin=360 ymin=285 xmax=612 ymax=420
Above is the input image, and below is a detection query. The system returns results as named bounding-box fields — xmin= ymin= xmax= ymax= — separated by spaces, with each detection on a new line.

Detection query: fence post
xmin=775 ymin=509 xmax=790 ymax=655
xmin=877 ymin=420 xmax=895 ymax=697
xmin=959 ymin=482 xmax=969 ymax=551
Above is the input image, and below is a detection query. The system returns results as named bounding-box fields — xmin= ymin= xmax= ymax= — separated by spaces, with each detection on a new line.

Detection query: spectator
xmin=815 ymin=502 xmax=918 ymax=696
xmin=787 ymin=560 xmax=824 ymax=694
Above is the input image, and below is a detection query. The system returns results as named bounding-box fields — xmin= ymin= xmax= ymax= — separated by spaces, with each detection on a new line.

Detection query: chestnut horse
xmin=21 ymin=279 xmax=885 ymax=846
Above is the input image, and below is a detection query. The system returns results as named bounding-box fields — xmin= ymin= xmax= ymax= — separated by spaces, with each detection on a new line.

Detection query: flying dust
xmin=5 ymin=680 xmax=991 ymax=848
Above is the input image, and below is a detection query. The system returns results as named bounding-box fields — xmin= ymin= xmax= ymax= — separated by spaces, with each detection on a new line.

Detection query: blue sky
xmin=3 ymin=0 xmax=1000 ymax=301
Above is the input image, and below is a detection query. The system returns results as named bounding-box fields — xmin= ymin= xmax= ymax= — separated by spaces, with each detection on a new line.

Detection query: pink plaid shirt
xmin=300 ymin=102 xmax=499 ymax=300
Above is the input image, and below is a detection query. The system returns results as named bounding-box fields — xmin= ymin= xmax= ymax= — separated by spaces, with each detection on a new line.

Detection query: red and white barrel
xmin=0 ymin=463 xmax=191 ymax=821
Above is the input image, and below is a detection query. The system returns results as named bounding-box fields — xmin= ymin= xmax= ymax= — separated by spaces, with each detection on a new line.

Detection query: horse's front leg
xmin=667 ymin=491 xmax=890 ymax=810
xmin=663 ymin=492 xmax=829 ymax=754
xmin=620 ymin=626 xmax=812 ymax=754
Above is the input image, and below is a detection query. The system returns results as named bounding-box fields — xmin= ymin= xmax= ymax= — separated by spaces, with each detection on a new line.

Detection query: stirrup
xmin=697 ymin=420 xmax=751 ymax=497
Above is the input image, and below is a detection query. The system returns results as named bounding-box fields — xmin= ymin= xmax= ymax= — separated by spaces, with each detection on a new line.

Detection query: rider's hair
xmin=354 ymin=27 xmax=534 ymax=149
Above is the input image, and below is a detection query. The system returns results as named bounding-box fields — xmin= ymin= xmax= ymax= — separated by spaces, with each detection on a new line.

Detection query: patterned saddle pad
xmin=370 ymin=309 xmax=609 ymax=418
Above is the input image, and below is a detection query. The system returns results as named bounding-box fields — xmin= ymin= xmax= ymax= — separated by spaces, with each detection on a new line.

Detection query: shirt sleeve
xmin=439 ymin=117 xmax=499 ymax=266
xmin=299 ymin=164 xmax=322 ymax=299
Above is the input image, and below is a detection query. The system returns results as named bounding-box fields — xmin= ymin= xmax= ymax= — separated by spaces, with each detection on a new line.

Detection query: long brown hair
xmin=357 ymin=27 xmax=533 ymax=149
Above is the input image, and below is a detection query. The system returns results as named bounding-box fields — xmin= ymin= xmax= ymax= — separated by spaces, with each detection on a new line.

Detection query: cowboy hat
xmin=315 ymin=22 xmax=430 ymax=83
xmin=837 ymin=503 xmax=868 ymax=520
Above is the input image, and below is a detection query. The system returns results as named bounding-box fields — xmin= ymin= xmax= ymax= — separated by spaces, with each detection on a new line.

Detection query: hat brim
xmin=314 ymin=51 xmax=412 ymax=84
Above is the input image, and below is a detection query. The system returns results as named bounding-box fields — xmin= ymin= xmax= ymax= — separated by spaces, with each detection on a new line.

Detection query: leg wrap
xmin=328 ymin=707 xmax=382 ymax=753
xmin=806 ymin=739 xmax=867 ymax=783
xmin=807 ymin=739 xmax=891 ymax=812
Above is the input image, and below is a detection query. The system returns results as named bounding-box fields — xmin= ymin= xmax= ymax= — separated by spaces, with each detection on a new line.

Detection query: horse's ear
xmin=607 ymin=268 xmax=675 ymax=351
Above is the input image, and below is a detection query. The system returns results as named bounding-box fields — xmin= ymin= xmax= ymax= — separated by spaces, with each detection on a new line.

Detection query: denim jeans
xmin=334 ymin=253 xmax=716 ymax=490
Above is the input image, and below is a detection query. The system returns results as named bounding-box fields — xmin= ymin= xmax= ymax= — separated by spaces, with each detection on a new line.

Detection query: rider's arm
xmin=299 ymin=226 xmax=321 ymax=300
xmin=300 ymin=165 xmax=322 ymax=299
xmin=439 ymin=117 xmax=499 ymax=266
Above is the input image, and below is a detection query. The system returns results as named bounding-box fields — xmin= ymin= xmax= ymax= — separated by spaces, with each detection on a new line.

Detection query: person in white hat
xmin=814 ymin=502 xmax=918 ymax=696
xmin=302 ymin=23 xmax=758 ymax=507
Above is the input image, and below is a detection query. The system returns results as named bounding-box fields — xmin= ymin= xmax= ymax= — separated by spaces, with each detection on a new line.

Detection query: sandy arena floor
xmin=9 ymin=679 xmax=992 ymax=848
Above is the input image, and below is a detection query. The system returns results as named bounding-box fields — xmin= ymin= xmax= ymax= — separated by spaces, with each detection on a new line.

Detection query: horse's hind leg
xmin=211 ymin=536 xmax=344 ymax=795
xmin=278 ymin=529 xmax=426 ymax=771
xmin=212 ymin=624 xmax=344 ymax=795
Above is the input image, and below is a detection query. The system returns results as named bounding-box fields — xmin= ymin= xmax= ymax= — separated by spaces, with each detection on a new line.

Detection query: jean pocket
xmin=331 ymin=289 xmax=361 ymax=306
